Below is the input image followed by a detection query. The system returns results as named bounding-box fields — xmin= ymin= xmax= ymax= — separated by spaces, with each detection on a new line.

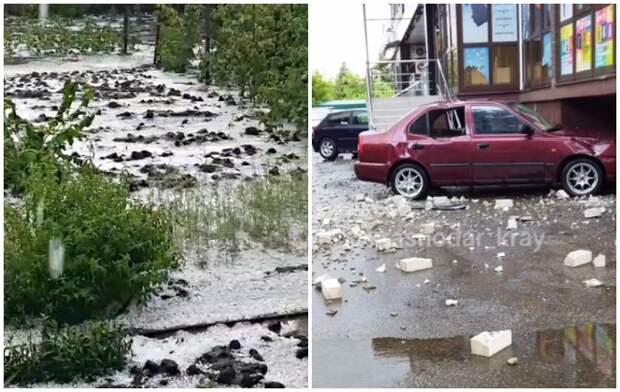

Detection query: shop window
xmin=459 ymin=4 xmax=518 ymax=91
xmin=560 ymin=23 xmax=574 ymax=76
xmin=464 ymin=47 xmax=490 ymax=86
xmin=492 ymin=5 xmax=517 ymax=42
xmin=557 ymin=4 xmax=614 ymax=82
xmin=523 ymin=4 xmax=553 ymax=88
xmin=576 ymin=15 xmax=593 ymax=72
xmin=492 ymin=46 xmax=517 ymax=85
xmin=462 ymin=4 xmax=489 ymax=43
xmin=595 ymin=5 xmax=614 ymax=69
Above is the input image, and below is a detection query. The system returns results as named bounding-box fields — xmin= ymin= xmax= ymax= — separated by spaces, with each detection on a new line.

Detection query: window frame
xmin=555 ymin=4 xmax=616 ymax=85
xmin=407 ymin=106 xmax=467 ymax=139
xmin=469 ymin=103 xmax=528 ymax=136
xmin=457 ymin=4 xmax=520 ymax=93
xmin=523 ymin=4 xmax=553 ymax=89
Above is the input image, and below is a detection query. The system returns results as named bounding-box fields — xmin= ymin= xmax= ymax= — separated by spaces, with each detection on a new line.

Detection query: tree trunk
xmin=153 ymin=11 xmax=161 ymax=65
xmin=122 ymin=6 xmax=129 ymax=55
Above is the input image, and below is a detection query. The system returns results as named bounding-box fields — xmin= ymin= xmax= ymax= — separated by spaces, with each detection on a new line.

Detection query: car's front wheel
xmin=390 ymin=163 xmax=429 ymax=200
xmin=319 ymin=138 xmax=338 ymax=161
xmin=561 ymin=158 xmax=603 ymax=196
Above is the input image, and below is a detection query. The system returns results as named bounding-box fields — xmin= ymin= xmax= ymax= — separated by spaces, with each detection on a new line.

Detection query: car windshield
xmin=509 ymin=102 xmax=557 ymax=131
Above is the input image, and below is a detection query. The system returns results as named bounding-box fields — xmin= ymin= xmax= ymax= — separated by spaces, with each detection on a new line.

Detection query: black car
xmin=312 ymin=109 xmax=369 ymax=160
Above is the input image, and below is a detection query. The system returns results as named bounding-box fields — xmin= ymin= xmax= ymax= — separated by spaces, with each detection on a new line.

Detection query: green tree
xmin=333 ymin=63 xmax=367 ymax=100
xmin=312 ymin=72 xmax=335 ymax=105
xmin=206 ymin=4 xmax=308 ymax=131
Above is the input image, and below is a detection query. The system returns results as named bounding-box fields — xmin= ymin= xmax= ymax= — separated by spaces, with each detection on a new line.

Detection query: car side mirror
xmin=520 ymin=124 xmax=535 ymax=136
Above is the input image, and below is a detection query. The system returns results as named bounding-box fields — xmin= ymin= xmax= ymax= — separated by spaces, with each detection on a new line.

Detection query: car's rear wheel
xmin=391 ymin=163 xmax=429 ymax=200
xmin=319 ymin=138 xmax=338 ymax=161
xmin=561 ymin=158 xmax=603 ymax=196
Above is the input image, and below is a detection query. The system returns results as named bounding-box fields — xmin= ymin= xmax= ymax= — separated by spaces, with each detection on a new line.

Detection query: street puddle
xmin=314 ymin=323 xmax=615 ymax=388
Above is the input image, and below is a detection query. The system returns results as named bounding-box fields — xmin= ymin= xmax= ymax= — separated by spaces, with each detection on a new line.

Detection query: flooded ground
xmin=312 ymin=153 xmax=615 ymax=388
xmin=4 ymin=40 xmax=307 ymax=387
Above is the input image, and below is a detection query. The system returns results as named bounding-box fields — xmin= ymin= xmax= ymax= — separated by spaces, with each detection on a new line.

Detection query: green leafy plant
xmin=205 ymin=4 xmax=308 ymax=131
xmin=5 ymin=165 xmax=179 ymax=325
xmin=4 ymin=81 xmax=94 ymax=194
xmin=4 ymin=319 xmax=131 ymax=385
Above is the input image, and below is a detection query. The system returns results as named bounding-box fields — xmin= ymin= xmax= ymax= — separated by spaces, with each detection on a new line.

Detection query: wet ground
xmin=312 ymin=153 xmax=616 ymax=388
xmin=4 ymin=37 xmax=307 ymax=387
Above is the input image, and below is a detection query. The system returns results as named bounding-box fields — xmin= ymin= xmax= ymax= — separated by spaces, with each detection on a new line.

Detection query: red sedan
xmin=355 ymin=100 xmax=615 ymax=199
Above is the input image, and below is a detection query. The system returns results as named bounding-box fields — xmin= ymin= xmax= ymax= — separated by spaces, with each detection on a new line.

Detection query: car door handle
xmin=477 ymin=143 xmax=490 ymax=150
xmin=412 ymin=143 xmax=426 ymax=150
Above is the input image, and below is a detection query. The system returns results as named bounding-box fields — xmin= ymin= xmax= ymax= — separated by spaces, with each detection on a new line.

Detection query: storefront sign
xmin=464 ymin=47 xmax=489 ymax=85
xmin=576 ymin=16 xmax=592 ymax=72
xmin=560 ymin=24 xmax=573 ymax=75
xmin=463 ymin=4 xmax=488 ymax=43
xmin=595 ymin=5 xmax=614 ymax=68
xmin=492 ymin=5 xmax=517 ymax=42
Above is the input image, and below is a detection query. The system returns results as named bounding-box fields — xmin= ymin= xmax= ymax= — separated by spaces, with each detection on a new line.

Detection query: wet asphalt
xmin=311 ymin=153 xmax=616 ymax=388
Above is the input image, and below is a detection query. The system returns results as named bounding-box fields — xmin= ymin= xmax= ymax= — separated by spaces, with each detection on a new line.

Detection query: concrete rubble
xmin=563 ymin=249 xmax=593 ymax=267
xmin=593 ymin=254 xmax=606 ymax=268
xmin=399 ymin=257 xmax=433 ymax=272
xmin=470 ymin=330 xmax=512 ymax=357
xmin=584 ymin=207 xmax=606 ymax=218
xmin=321 ymin=278 xmax=343 ymax=300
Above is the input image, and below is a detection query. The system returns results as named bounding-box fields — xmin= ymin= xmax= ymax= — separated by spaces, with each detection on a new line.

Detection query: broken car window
xmin=473 ymin=105 xmax=524 ymax=134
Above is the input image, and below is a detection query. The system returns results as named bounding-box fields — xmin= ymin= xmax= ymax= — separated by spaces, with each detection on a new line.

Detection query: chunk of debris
xmin=555 ymin=189 xmax=570 ymax=199
xmin=375 ymin=238 xmax=395 ymax=252
xmin=316 ymin=229 xmax=342 ymax=245
xmin=494 ymin=266 xmax=503 ymax=273
xmin=321 ymin=278 xmax=343 ymax=300
xmin=497 ymin=252 xmax=506 ymax=259
xmin=420 ymin=222 xmax=436 ymax=235
xmin=494 ymin=199 xmax=514 ymax=210
xmin=313 ymin=274 xmax=329 ymax=287
xmin=390 ymin=312 xmax=398 ymax=317
xmin=583 ymin=278 xmax=603 ymax=288
xmin=470 ymin=330 xmax=512 ymax=357
xmin=423 ymin=279 xmax=430 ymax=285
xmin=563 ymin=249 xmax=593 ymax=267
xmin=506 ymin=217 xmax=518 ymax=230
xmin=584 ymin=207 xmax=606 ymax=218
xmin=399 ymin=257 xmax=433 ymax=272
xmin=326 ymin=309 xmax=338 ymax=316
xmin=355 ymin=193 xmax=365 ymax=202
xmin=593 ymin=254 xmax=606 ymax=268
xmin=445 ymin=299 xmax=458 ymax=306
xmin=376 ymin=264 xmax=386 ymax=273
xmin=507 ymin=357 xmax=519 ymax=366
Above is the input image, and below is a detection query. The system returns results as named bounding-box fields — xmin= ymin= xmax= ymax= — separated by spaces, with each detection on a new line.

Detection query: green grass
xmin=4 ymin=319 xmax=131 ymax=386
xmin=149 ymin=171 xmax=307 ymax=257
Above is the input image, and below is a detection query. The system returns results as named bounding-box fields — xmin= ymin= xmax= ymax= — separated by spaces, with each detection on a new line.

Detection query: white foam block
xmin=470 ymin=330 xmax=512 ymax=357
xmin=399 ymin=257 xmax=433 ymax=272
xmin=321 ymin=278 xmax=342 ymax=300
xmin=563 ymin=249 xmax=593 ymax=267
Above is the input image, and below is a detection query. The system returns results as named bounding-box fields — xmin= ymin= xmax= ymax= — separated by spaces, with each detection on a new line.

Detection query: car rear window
xmin=352 ymin=111 xmax=368 ymax=125
xmin=326 ymin=111 xmax=351 ymax=125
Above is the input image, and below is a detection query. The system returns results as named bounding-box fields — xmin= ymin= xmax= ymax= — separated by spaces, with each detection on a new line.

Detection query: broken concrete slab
xmin=584 ymin=207 xmax=606 ymax=218
xmin=555 ymin=189 xmax=570 ymax=199
xmin=494 ymin=199 xmax=514 ymax=210
xmin=582 ymin=278 xmax=603 ymax=288
xmin=470 ymin=330 xmax=512 ymax=357
xmin=506 ymin=217 xmax=518 ymax=230
xmin=321 ymin=278 xmax=343 ymax=300
xmin=420 ymin=222 xmax=436 ymax=235
xmin=593 ymin=254 xmax=606 ymax=268
xmin=375 ymin=264 xmax=386 ymax=273
xmin=399 ymin=257 xmax=433 ymax=272
xmin=563 ymin=249 xmax=593 ymax=267
xmin=316 ymin=229 xmax=342 ymax=245
xmin=375 ymin=238 xmax=394 ymax=252
xmin=445 ymin=299 xmax=458 ymax=306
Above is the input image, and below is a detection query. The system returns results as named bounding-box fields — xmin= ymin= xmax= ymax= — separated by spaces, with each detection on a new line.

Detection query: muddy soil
xmin=4 ymin=43 xmax=308 ymax=387
xmin=312 ymin=154 xmax=615 ymax=388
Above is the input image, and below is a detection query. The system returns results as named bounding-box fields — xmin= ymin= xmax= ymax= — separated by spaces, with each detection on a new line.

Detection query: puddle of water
xmin=313 ymin=323 xmax=615 ymax=388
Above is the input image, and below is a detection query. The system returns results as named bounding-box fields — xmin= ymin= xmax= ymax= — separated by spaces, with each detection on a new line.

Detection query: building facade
xmin=385 ymin=4 xmax=616 ymax=132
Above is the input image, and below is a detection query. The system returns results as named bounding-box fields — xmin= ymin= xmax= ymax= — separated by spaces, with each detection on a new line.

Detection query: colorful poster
xmin=561 ymin=4 xmax=573 ymax=22
xmin=464 ymin=47 xmax=489 ymax=85
xmin=462 ymin=4 xmax=488 ymax=43
xmin=542 ymin=33 xmax=552 ymax=67
xmin=595 ymin=5 xmax=614 ymax=68
xmin=560 ymin=24 xmax=574 ymax=75
xmin=576 ymin=16 xmax=592 ymax=72
xmin=492 ymin=5 xmax=517 ymax=42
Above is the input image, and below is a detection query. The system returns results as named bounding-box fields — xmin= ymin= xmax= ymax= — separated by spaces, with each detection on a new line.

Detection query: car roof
xmin=416 ymin=99 xmax=516 ymax=109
